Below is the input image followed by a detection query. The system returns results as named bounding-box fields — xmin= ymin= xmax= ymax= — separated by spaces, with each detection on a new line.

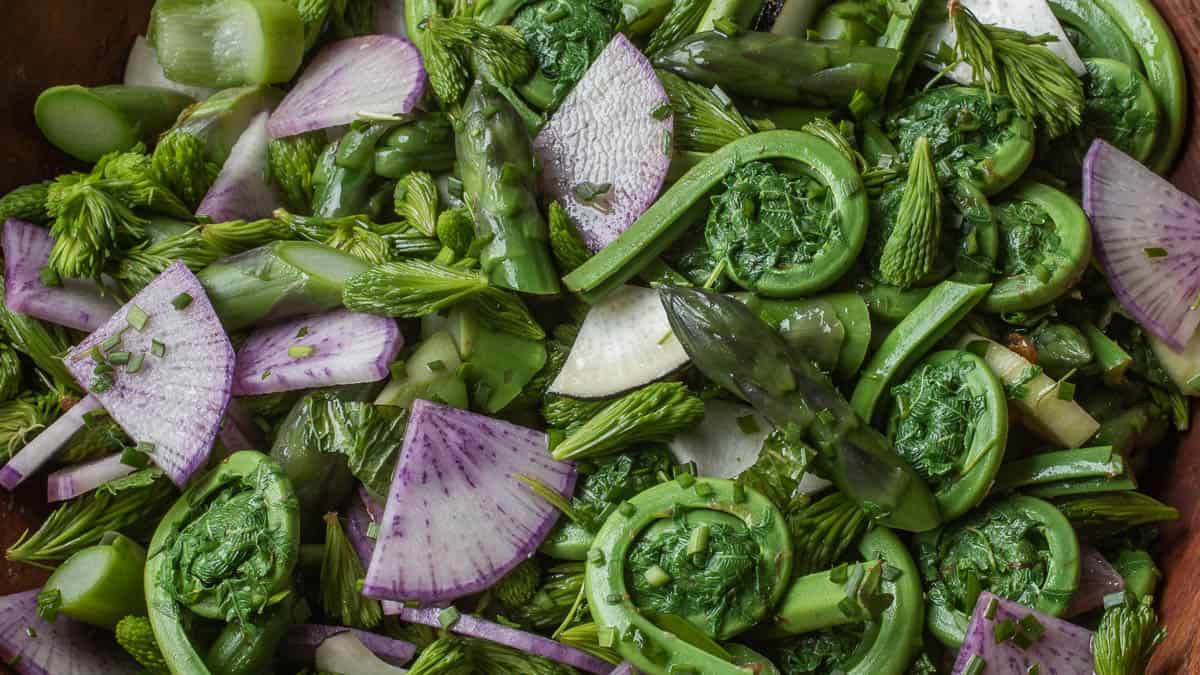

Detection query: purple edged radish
xmin=267 ymin=36 xmax=426 ymax=138
xmin=1065 ymin=545 xmax=1125 ymax=617
xmin=287 ymin=625 xmax=415 ymax=669
xmin=363 ymin=400 xmax=575 ymax=603
xmin=46 ymin=453 xmax=137 ymax=502
xmin=197 ymin=111 xmax=277 ymax=223
xmin=532 ymin=33 xmax=673 ymax=252
xmin=549 ymin=285 xmax=689 ymax=398
xmin=123 ymin=35 xmax=215 ymax=101
xmin=0 ymin=588 xmax=139 ymax=674
xmin=0 ymin=396 xmax=103 ymax=491
xmin=63 ymin=262 xmax=234 ymax=487
xmin=951 ymin=591 xmax=1093 ymax=675
xmin=232 ymin=308 xmax=403 ymax=395
xmin=1083 ymin=139 xmax=1200 ymax=350
xmin=3 ymin=219 xmax=118 ymax=332
xmin=387 ymin=606 xmax=611 ymax=675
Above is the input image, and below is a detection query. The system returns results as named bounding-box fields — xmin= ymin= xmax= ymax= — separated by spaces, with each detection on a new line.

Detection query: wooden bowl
xmin=1 ymin=0 xmax=1198 ymax=671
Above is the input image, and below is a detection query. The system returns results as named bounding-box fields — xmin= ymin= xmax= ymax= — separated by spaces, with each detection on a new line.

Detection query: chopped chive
xmin=732 ymin=482 xmax=746 ymax=503
xmin=962 ymin=655 xmax=985 ymax=675
xmin=687 ymin=524 xmax=710 ymax=555
xmin=126 ymin=305 xmax=149 ymax=332
xmin=712 ymin=16 xmax=739 ymax=36
xmin=24 ymin=627 xmax=35 ymax=638
xmin=1026 ymin=664 xmax=1040 ymax=675
xmin=650 ymin=103 xmax=671 ymax=120
xmin=588 ymin=548 xmax=606 ymax=565
xmin=662 ymin=130 xmax=672 ymax=156
xmin=437 ymin=606 xmax=461 ymax=628
xmin=1056 ymin=379 xmax=1076 ymax=400
xmin=829 ymin=563 xmax=849 ymax=584
xmin=675 ymin=472 xmax=695 ymax=488
xmin=100 ymin=334 xmax=122 ymax=352
xmin=606 ymin=593 xmax=623 ymax=605
xmin=93 ymin=362 xmax=113 ymax=376
xmin=618 ymin=501 xmax=636 ymax=517
xmin=993 ymin=618 xmax=1017 ymax=643
xmin=107 ymin=351 xmax=131 ymax=365
xmin=880 ymin=563 xmax=901 ymax=582
xmin=1019 ymin=614 xmax=1045 ymax=641
xmin=89 ymin=345 xmax=105 ymax=362
xmin=288 ymin=345 xmax=315 ymax=359
xmin=694 ymin=481 xmax=714 ymax=498
xmin=1144 ymin=246 xmax=1168 ymax=259
xmin=120 ymin=446 xmax=152 ymax=469
xmin=149 ymin=340 xmax=165 ymax=358
xmin=1012 ymin=630 xmax=1034 ymax=649
xmin=597 ymin=625 xmax=616 ymax=648
xmin=837 ymin=596 xmax=859 ymax=618
xmin=91 ymin=373 xmax=114 ymax=394
xmin=984 ymin=597 xmax=998 ymax=620
xmin=170 ymin=292 xmax=193 ymax=310
xmin=296 ymin=326 xmax=310 ymax=338
xmin=427 ymin=359 xmax=446 ymax=372
xmin=366 ymin=522 xmax=379 ymax=539
xmin=261 ymin=370 xmax=272 ymax=380
xmin=643 ymin=564 xmax=672 ymax=587
xmin=38 ymin=266 xmax=61 ymax=288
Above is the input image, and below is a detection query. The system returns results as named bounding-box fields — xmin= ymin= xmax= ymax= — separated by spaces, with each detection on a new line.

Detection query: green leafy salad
xmin=0 ymin=0 xmax=1194 ymax=672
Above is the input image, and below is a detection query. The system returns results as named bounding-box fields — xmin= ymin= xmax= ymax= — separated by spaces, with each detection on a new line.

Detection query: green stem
xmin=994 ymin=446 xmax=1123 ymax=492
xmin=1081 ymin=320 xmax=1133 ymax=383
xmin=34 ymin=85 xmax=194 ymax=163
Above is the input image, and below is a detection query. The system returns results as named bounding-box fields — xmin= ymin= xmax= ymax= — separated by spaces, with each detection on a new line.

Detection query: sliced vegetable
xmin=39 ymin=533 xmax=146 ymax=629
xmin=2 ymin=219 xmax=118 ymax=332
xmin=34 ymin=85 xmax=193 ymax=163
xmin=197 ymin=111 xmax=278 ymax=224
xmin=549 ymin=285 xmax=689 ymax=398
xmin=287 ymin=625 xmax=415 ymax=667
xmin=363 ymin=400 xmax=575 ymax=602
xmin=46 ymin=453 xmax=137 ymax=502
xmin=532 ymin=33 xmax=672 ymax=252
xmin=388 ymin=606 xmax=611 ymax=674
xmin=1083 ymin=139 xmax=1200 ymax=350
xmin=374 ymin=330 xmax=469 ymax=410
xmin=123 ymin=35 xmax=215 ymax=100
xmin=963 ymin=336 xmax=1100 ymax=447
xmin=1065 ymin=544 xmax=1125 ymax=617
xmin=740 ymin=292 xmax=872 ymax=379
xmin=268 ymin=36 xmax=426 ymax=138
xmin=668 ymin=400 xmax=768 ymax=478
xmin=312 ymin=631 xmax=409 ymax=675
xmin=1149 ymin=330 xmax=1200 ymax=395
xmin=232 ymin=308 xmax=402 ymax=395
xmin=950 ymin=591 xmax=1093 ymax=675
xmin=0 ymin=589 xmax=140 ymax=675
xmin=148 ymin=0 xmax=305 ymax=87
xmin=63 ymin=263 xmax=234 ymax=486
xmin=0 ymin=397 xmax=103 ymax=491
xmin=169 ymin=85 xmax=283 ymax=165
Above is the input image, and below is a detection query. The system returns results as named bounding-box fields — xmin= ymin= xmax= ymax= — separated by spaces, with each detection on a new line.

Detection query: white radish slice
xmin=951 ymin=592 xmax=1093 ymax=675
xmin=363 ymin=399 xmax=575 ymax=603
xmin=2 ymin=219 xmax=118 ymax=332
xmin=1083 ymin=139 xmax=1200 ymax=350
xmin=232 ymin=308 xmax=403 ymax=395
xmin=668 ymin=400 xmax=768 ymax=478
xmin=923 ymin=0 xmax=1086 ymax=84
xmin=63 ymin=262 xmax=234 ymax=487
xmin=46 ymin=453 xmax=136 ymax=502
xmin=197 ymin=111 xmax=277 ymax=223
xmin=0 ymin=589 xmax=140 ymax=675
xmin=288 ymin=625 xmax=415 ymax=668
xmin=386 ymin=606 xmax=611 ymax=675
xmin=532 ymin=33 xmax=673 ymax=252
xmin=0 ymin=396 xmax=102 ymax=491
xmin=268 ymin=36 xmax=426 ymax=138
xmin=549 ymin=285 xmax=689 ymax=398
xmin=123 ymin=35 xmax=214 ymax=101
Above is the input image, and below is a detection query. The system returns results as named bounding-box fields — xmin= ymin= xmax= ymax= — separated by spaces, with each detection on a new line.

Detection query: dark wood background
xmin=2 ymin=0 xmax=1200 ymax=671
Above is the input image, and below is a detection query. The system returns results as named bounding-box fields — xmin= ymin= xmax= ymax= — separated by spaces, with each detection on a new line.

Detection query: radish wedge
xmin=548 ymin=285 xmax=689 ymax=399
xmin=0 ymin=589 xmax=139 ymax=675
xmin=287 ymin=625 xmax=415 ymax=667
xmin=232 ymin=309 xmax=403 ymax=395
xmin=3 ymin=219 xmax=118 ymax=332
xmin=0 ymin=396 xmax=103 ymax=491
xmin=1083 ymin=139 xmax=1200 ymax=350
xmin=951 ymin=591 xmax=1093 ymax=675
xmin=363 ymin=400 xmax=575 ymax=603
xmin=124 ymin=35 xmax=215 ymax=101
xmin=343 ymin=492 xmax=378 ymax=565
xmin=386 ymin=606 xmax=611 ymax=675
xmin=532 ymin=33 xmax=672 ymax=252
xmin=63 ymin=262 xmax=234 ymax=487
xmin=1065 ymin=544 xmax=1124 ymax=617
xmin=268 ymin=36 xmax=425 ymax=138
xmin=668 ymin=400 xmax=768 ymax=479
xmin=197 ymin=111 xmax=278 ymax=223
xmin=46 ymin=453 xmax=136 ymax=502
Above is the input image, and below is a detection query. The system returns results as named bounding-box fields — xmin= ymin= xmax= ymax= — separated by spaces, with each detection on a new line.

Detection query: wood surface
xmin=2 ymin=0 xmax=1200 ymax=672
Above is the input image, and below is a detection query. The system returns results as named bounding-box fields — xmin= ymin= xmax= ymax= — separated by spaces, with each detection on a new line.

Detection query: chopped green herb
xmin=366 ymin=521 xmax=379 ymax=539
xmin=126 ymin=305 xmax=148 ymax=332
xmin=38 ymin=267 xmax=61 ymax=288
xmin=994 ymin=618 xmax=1017 ymax=643
xmin=151 ymin=340 xmax=165 ymax=358
xmin=651 ymin=103 xmax=671 ymax=120
xmin=437 ymin=606 xmax=461 ymax=628
xmin=1144 ymin=247 xmax=1168 ymax=259
xmin=107 ymin=351 xmax=130 ymax=365
xmin=643 ymin=564 xmax=672 ymax=587
xmin=686 ymin=523 xmax=709 ymax=555
xmin=985 ymin=597 xmax=998 ymax=619
xmin=296 ymin=326 xmax=310 ymax=339
xmin=170 ymin=292 xmax=193 ymax=310
xmin=100 ymin=334 xmax=122 ymax=352
xmin=963 ymin=655 xmax=985 ymax=675
xmin=427 ymin=359 xmax=446 ymax=372
xmin=288 ymin=345 xmax=315 ymax=359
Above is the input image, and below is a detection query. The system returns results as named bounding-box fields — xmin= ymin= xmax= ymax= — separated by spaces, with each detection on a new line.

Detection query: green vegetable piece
xmin=449 ymin=307 xmax=547 ymax=414
xmin=40 ymin=532 xmax=146 ymax=629
xmin=993 ymin=445 xmax=1126 ymax=493
xmin=548 ymin=201 xmax=592 ymax=275
xmin=145 ymin=451 xmax=299 ymax=674
xmin=652 ymin=31 xmax=900 ymax=106
xmin=0 ymin=344 xmax=23 ymax=404
xmin=418 ymin=16 xmax=533 ymax=105
xmin=343 ymin=259 xmax=489 ymax=318
xmin=1046 ymin=0 xmax=1139 ymax=64
xmin=740 ymin=292 xmax=873 ymax=379
xmin=394 ymin=171 xmax=439 ymax=237
xmin=813 ymin=0 xmax=887 ymax=44
xmin=1115 ymin=549 xmax=1161 ymax=600
xmin=887 ymin=350 xmax=1008 ymax=520
xmin=148 ymin=0 xmax=306 ymax=87
xmin=879 ymin=136 xmax=942 ymax=288
xmin=198 ymin=240 xmax=370 ymax=332
xmin=646 ymin=0 xmax=711 ymax=57
xmin=203 ymin=594 xmax=294 ymax=675
xmin=851 ymin=280 xmax=991 ymax=422
xmin=914 ymin=495 xmax=1080 ymax=647
xmin=457 ymin=81 xmax=560 ymax=295
xmin=505 ymin=562 xmax=585 ymax=627
xmin=34 ymin=85 xmax=193 ymax=163
xmin=375 ymin=113 xmax=457 ymax=178
xmin=152 ymin=131 xmax=220 ymax=212
xmin=375 ymin=330 xmax=469 ymax=410
xmin=171 ymin=86 xmax=285 ymax=165
xmin=436 ymin=207 xmax=476 ymax=259
xmin=551 ymin=382 xmax=704 ymax=461
xmin=887 ymin=86 xmax=1036 ymax=196
xmin=321 ymin=512 xmax=383 ymax=629
xmin=983 ymin=182 xmax=1092 ymax=313
xmin=0 ymin=393 xmax=60 ymax=464
xmin=1088 ymin=0 xmax=1186 ymax=173
xmin=116 ymin=615 xmax=169 ymax=675
xmin=1093 ymin=593 xmax=1166 ymax=675
xmin=663 ymin=286 xmax=940 ymax=532
xmin=586 ymin=477 xmax=791 ymax=671
xmin=1053 ymin=491 xmax=1179 ymax=541
xmin=658 ymin=71 xmax=753 ymax=154
xmin=1029 ymin=322 xmax=1093 ymax=376
xmin=566 ymin=130 xmax=867 ymax=303
xmin=312 ymin=123 xmax=392 ymax=218
xmin=0 ymin=182 xmax=51 ymax=224
xmin=267 ymin=131 xmax=326 ymax=214
xmin=513 ymin=0 xmax=623 ymax=110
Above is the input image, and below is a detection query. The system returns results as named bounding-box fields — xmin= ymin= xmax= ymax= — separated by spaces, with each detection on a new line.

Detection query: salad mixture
xmin=0 ymin=0 xmax=1194 ymax=672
